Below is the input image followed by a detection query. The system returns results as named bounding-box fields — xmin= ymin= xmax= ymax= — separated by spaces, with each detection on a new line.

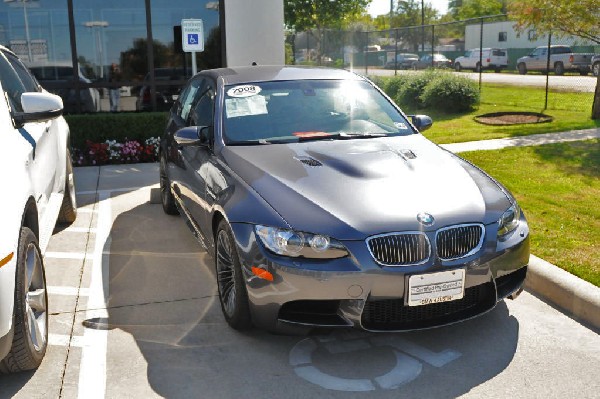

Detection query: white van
xmin=454 ymin=48 xmax=508 ymax=72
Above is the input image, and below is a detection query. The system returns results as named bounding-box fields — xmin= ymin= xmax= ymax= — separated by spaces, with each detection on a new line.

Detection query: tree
xmin=391 ymin=0 xmax=438 ymax=52
xmin=284 ymin=0 xmax=370 ymax=63
xmin=448 ymin=0 xmax=505 ymax=20
xmin=509 ymin=0 xmax=600 ymax=119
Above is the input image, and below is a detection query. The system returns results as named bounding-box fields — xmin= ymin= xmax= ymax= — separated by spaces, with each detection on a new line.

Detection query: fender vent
xmin=296 ymin=157 xmax=322 ymax=167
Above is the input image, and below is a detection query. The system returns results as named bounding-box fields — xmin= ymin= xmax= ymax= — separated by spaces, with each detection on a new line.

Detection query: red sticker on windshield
xmin=293 ymin=131 xmax=330 ymax=138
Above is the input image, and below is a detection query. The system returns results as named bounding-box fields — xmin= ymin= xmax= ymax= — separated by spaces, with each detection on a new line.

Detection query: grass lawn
xmin=460 ymin=140 xmax=600 ymax=287
xmin=415 ymin=84 xmax=599 ymax=144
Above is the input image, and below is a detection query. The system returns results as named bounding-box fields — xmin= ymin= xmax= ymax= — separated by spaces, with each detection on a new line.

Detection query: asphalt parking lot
xmin=1 ymin=163 xmax=599 ymax=398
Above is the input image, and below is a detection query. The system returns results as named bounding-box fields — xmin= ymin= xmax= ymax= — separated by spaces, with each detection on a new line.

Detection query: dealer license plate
xmin=408 ymin=269 xmax=465 ymax=307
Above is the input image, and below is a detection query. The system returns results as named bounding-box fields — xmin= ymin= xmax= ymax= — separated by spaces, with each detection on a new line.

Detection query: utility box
xmin=222 ymin=0 xmax=285 ymax=67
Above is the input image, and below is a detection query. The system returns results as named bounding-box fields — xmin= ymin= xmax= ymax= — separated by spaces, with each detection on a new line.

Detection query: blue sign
xmin=187 ymin=34 xmax=199 ymax=45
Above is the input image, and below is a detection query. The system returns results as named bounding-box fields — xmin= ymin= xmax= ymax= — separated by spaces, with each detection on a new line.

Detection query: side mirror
xmin=410 ymin=115 xmax=433 ymax=132
xmin=14 ymin=92 xmax=63 ymax=127
xmin=174 ymin=126 xmax=210 ymax=147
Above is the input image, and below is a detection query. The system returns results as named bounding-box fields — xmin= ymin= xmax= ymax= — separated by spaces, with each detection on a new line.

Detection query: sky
xmin=368 ymin=0 xmax=449 ymax=17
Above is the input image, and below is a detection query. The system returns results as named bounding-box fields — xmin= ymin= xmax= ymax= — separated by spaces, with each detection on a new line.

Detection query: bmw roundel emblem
xmin=417 ymin=212 xmax=435 ymax=226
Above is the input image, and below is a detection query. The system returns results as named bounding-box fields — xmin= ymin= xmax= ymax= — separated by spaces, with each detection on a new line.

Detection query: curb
xmin=525 ymin=255 xmax=600 ymax=331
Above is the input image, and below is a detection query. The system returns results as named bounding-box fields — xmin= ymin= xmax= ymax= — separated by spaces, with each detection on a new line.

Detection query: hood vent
xmin=397 ymin=149 xmax=417 ymax=160
xmin=296 ymin=156 xmax=322 ymax=167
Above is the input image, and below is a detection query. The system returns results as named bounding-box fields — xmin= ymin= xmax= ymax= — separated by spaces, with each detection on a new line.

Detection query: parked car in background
xmin=136 ymin=67 xmax=191 ymax=111
xmin=384 ymin=53 xmax=419 ymax=69
xmin=516 ymin=45 xmax=594 ymax=75
xmin=591 ymin=55 xmax=600 ymax=77
xmin=160 ymin=65 xmax=529 ymax=334
xmin=0 ymin=46 xmax=77 ymax=373
xmin=27 ymin=62 xmax=100 ymax=113
xmin=454 ymin=48 xmax=508 ymax=72
xmin=412 ymin=54 xmax=452 ymax=70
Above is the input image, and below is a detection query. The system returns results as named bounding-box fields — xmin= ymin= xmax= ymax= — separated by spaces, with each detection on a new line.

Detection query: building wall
xmin=465 ymin=21 xmax=597 ymax=50
xmin=223 ymin=0 xmax=284 ymax=66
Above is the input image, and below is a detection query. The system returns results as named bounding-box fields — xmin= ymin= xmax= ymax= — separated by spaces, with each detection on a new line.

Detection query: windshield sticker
xmin=293 ymin=131 xmax=330 ymax=138
xmin=394 ymin=122 xmax=408 ymax=130
xmin=226 ymin=95 xmax=268 ymax=118
xmin=227 ymin=85 xmax=262 ymax=98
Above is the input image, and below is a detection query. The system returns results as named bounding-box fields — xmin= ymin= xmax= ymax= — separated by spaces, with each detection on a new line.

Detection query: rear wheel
xmin=159 ymin=152 xmax=179 ymax=215
xmin=0 ymin=227 xmax=48 ymax=373
xmin=215 ymin=220 xmax=251 ymax=330
xmin=554 ymin=62 xmax=564 ymax=75
xmin=517 ymin=63 xmax=527 ymax=75
xmin=593 ymin=62 xmax=600 ymax=77
xmin=475 ymin=62 xmax=481 ymax=73
xmin=58 ymin=149 xmax=77 ymax=224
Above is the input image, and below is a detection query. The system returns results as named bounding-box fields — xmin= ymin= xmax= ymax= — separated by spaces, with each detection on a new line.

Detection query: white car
xmin=454 ymin=48 xmax=508 ymax=73
xmin=0 ymin=46 xmax=76 ymax=373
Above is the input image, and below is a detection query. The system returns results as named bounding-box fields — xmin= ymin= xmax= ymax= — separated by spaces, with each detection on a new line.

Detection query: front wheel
xmin=517 ymin=63 xmax=527 ymax=75
xmin=454 ymin=63 xmax=461 ymax=72
xmin=215 ymin=220 xmax=251 ymax=330
xmin=58 ymin=149 xmax=77 ymax=224
xmin=0 ymin=227 xmax=48 ymax=373
xmin=159 ymin=153 xmax=179 ymax=215
xmin=593 ymin=62 xmax=600 ymax=77
xmin=554 ymin=62 xmax=564 ymax=75
xmin=475 ymin=62 xmax=481 ymax=73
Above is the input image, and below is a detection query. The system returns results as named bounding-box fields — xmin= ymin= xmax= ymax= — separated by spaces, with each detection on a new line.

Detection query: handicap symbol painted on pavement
xmin=188 ymin=33 xmax=199 ymax=45
xmin=289 ymin=332 xmax=461 ymax=391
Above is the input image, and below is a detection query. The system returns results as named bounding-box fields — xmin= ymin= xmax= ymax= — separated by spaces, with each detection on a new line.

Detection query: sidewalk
xmin=441 ymin=127 xmax=600 ymax=330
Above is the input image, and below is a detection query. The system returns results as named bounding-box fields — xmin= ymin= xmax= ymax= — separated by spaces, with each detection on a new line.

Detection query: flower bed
xmin=72 ymin=137 xmax=160 ymax=166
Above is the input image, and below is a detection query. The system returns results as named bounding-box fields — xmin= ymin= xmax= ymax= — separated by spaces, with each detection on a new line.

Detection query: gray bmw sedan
xmin=159 ymin=66 xmax=529 ymax=333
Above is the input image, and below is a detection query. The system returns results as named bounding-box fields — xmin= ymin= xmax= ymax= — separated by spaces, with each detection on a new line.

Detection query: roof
xmin=199 ymin=65 xmax=363 ymax=85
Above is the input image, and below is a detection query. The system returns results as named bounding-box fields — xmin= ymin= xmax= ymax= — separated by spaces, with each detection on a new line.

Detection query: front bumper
xmin=230 ymin=221 xmax=529 ymax=333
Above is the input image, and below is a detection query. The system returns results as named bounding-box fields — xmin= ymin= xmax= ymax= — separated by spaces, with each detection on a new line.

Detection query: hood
xmin=221 ymin=135 xmax=510 ymax=240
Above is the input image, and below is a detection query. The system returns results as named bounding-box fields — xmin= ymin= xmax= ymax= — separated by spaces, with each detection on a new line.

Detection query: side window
xmin=190 ymin=83 xmax=215 ymax=127
xmin=0 ymin=52 xmax=27 ymax=112
xmin=178 ymin=77 xmax=203 ymax=121
xmin=5 ymin=52 xmax=39 ymax=92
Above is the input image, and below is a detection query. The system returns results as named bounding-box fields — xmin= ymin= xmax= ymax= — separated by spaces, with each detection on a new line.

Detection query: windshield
xmin=223 ymin=79 xmax=414 ymax=144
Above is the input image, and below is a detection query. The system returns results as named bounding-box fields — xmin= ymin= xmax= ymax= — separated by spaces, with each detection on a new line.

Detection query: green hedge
xmin=65 ymin=112 xmax=168 ymax=149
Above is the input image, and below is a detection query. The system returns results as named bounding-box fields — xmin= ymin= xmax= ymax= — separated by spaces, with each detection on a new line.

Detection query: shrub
xmin=380 ymin=75 xmax=411 ymax=100
xmin=395 ymin=71 xmax=439 ymax=109
xmin=65 ymin=112 xmax=168 ymax=149
xmin=420 ymin=74 xmax=480 ymax=113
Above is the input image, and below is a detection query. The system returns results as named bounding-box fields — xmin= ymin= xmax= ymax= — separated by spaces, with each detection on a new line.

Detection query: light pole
xmin=421 ymin=0 xmax=425 ymax=52
xmin=83 ymin=20 xmax=109 ymax=79
xmin=4 ymin=0 xmax=40 ymax=63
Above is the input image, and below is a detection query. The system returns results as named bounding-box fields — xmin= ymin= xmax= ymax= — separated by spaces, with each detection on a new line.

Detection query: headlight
xmin=498 ymin=203 xmax=521 ymax=236
xmin=254 ymin=225 xmax=348 ymax=259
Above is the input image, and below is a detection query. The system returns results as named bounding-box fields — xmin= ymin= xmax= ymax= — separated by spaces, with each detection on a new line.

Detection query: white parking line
xmin=78 ymin=192 xmax=111 ymax=399
xmin=77 ymin=184 xmax=158 ymax=196
xmin=77 ymin=208 xmax=98 ymax=214
xmin=49 ymin=334 xmax=87 ymax=348
xmin=48 ymin=286 xmax=90 ymax=296
xmin=62 ymin=227 xmax=98 ymax=234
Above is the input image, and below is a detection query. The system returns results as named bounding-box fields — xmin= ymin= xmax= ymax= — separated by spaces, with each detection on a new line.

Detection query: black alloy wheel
xmin=215 ymin=220 xmax=251 ymax=330
xmin=159 ymin=153 xmax=179 ymax=215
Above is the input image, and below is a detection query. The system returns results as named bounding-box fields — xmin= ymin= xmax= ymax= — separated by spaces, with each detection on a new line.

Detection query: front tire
xmin=215 ymin=220 xmax=251 ymax=330
xmin=593 ymin=62 xmax=600 ymax=77
xmin=58 ymin=149 xmax=77 ymax=224
xmin=518 ymin=63 xmax=527 ymax=75
xmin=454 ymin=63 xmax=461 ymax=72
xmin=0 ymin=227 xmax=48 ymax=373
xmin=159 ymin=153 xmax=179 ymax=215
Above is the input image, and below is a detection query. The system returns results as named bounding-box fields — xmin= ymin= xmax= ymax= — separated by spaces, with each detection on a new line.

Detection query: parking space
xmin=0 ymin=163 xmax=598 ymax=398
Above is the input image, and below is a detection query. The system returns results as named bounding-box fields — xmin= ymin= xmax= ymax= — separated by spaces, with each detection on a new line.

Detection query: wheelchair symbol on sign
xmin=187 ymin=34 xmax=199 ymax=45
xmin=289 ymin=332 xmax=461 ymax=391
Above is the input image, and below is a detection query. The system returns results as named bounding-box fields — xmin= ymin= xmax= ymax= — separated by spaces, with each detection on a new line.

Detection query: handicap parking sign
xmin=181 ymin=19 xmax=204 ymax=52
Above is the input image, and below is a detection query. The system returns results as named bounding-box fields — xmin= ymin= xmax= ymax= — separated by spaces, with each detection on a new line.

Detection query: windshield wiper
xmin=297 ymin=132 xmax=387 ymax=142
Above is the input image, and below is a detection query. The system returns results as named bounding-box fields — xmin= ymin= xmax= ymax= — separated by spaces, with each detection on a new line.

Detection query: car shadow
xmin=0 ymin=371 xmax=35 ymax=397
xmin=99 ymin=201 xmax=520 ymax=398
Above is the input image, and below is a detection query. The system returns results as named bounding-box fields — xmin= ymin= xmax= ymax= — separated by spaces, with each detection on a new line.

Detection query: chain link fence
xmin=288 ymin=15 xmax=598 ymax=113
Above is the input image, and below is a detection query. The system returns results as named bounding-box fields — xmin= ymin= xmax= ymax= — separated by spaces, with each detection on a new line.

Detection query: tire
xmin=554 ymin=62 xmax=564 ymax=75
xmin=454 ymin=63 xmax=461 ymax=72
xmin=517 ymin=63 xmax=527 ymax=75
xmin=159 ymin=152 xmax=179 ymax=215
xmin=0 ymin=227 xmax=48 ymax=373
xmin=215 ymin=220 xmax=251 ymax=330
xmin=579 ymin=68 xmax=589 ymax=76
xmin=475 ymin=62 xmax=481 ymax=73
xmin=494 ymin=68 xmax=502 ymax=73
xmin=58 ymin=149 xmax=77 ymax=224
xmin=593 ymin=62 xmax=600 ymax=77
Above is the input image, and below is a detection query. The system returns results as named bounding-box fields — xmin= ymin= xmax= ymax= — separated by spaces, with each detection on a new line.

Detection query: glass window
xmin=498 ymin=32 xmax=507 ymax=42
xmin=178 ymin=77 xmax=203 ymax=121
xmin=223 ymin=80 xmax=414 ymax=144
xmin=190 ymin=84 xmax=214 ymax=127
xmin=0 ymin=51 xmax=27 ymax=112
xmin=5 ymin=51 xmax=40 ymax=92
